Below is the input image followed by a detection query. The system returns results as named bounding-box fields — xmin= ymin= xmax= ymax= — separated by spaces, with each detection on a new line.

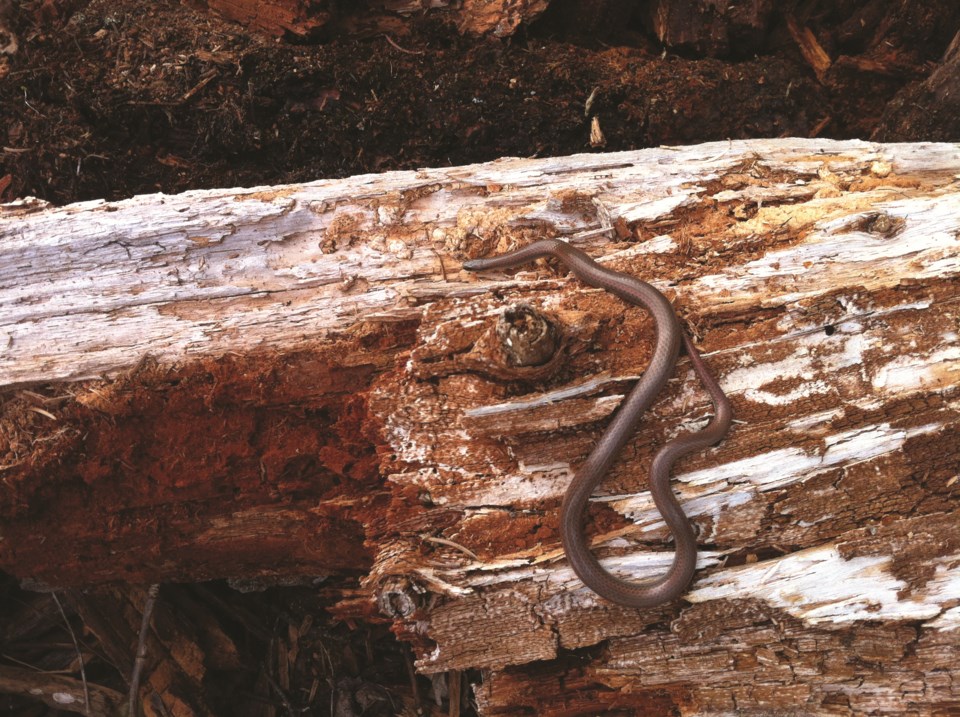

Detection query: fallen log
xmin=1 ymin=138 xmax=959 ymax=715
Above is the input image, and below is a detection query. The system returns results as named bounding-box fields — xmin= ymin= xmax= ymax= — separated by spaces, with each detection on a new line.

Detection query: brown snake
xmin=463 ymin=239 xmax=732 ymax=607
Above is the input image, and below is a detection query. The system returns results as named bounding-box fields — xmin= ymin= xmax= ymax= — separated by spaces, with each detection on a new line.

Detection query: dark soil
xmin=2 ymin=0 xmax=958 ymax=205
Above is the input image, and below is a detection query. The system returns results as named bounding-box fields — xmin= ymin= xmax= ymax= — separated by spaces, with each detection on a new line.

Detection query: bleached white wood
xmin=686 ymin=543 xmax=960 ymax=628
xmin=3 ymin=139 xmax=960 ymax=388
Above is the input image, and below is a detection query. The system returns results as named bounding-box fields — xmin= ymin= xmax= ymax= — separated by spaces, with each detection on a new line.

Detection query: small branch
xmin=264 ymin=671 xmax=297 ymax=717
xmin=787 ymin=17 xmax=831 ymax=82
xmin=403 ymin=646 xmax=424 ymax=715
xmin=51 ymin=593 xmax=91 ymax=717
xmin=128 ymin=584 xmax=160 ymax=717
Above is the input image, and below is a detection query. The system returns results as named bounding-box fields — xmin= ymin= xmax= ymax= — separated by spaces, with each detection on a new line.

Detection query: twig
xmin=27 ymin=406 xmax=57 ymax=420
xmin=264 ymin=671 xmax=296 ymax=717
xmin=422 ymin=536 xmax=480 ymax=561
xmin=20 ymin=86 xmax=46 ymax=117
xmin=448 ymin=669 xmax=461 ymax=717
xmin=51 ymin=593 xmax=91 ymax=716
xmin=180 ymin=71 xmax=219 ymax=103
xmin=403 ymin=646 xmax=423 ymax=715
xmin=383 ymin=34 xmax=425 ymax=55
xmin=786 ymin=16 xmax=831 ymax=83
xmin=129 ymin=584 xmax=160 ymax=717
xmin=430 ymin=247 xmax=449 ymax=282
xmin=0 ymin=652 xmax=68 ymax=673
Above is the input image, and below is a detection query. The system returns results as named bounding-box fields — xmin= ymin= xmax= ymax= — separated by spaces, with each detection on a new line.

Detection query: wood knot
xmin=495 ymin=304 xmax=559 ymax=367
xmin=376 ymin=580 xmax=423 ymax=618
xmin=854 ymin=212 xmax=904 ymax=238
xmin=407 ymin=302 xmax=579 ymax=382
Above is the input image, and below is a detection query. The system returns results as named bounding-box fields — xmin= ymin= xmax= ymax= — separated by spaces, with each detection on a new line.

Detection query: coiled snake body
xmin=463 ymin=239 xmax=732 ymax=607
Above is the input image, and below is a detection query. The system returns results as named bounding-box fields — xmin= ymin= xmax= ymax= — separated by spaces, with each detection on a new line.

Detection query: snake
xmin=462 ymin=239 xmax=732 ymax=607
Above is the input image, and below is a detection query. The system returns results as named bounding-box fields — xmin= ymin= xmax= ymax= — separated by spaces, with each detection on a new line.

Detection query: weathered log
xmin=1 ymin=139 xmax=959 ymax=715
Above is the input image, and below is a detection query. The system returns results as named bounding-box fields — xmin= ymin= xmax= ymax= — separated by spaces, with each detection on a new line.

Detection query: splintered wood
xmin=2 ymin=140 xmax=959 ymax=715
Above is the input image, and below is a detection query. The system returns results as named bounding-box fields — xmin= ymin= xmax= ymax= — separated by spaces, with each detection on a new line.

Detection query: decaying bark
xmin=649 ymin=0 xmax=774 ymax=56
xmin=2 ymin=139 xmax=960 ymax=715
xmin=187 ymin=0 xmax=552 ymax=38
